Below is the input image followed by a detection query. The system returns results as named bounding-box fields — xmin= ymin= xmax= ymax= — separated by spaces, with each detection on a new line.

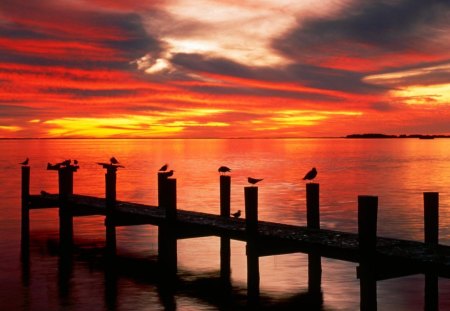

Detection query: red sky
xmin=0 ymin=0 xmax=449 ymax=138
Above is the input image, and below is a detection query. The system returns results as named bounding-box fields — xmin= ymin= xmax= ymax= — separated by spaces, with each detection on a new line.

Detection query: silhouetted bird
xmin=110 ymin=157 xmax=119 ymax=165
xmin=231 ymin=210 xmax=241 ymax=218
xmin=159 ymin=164 xmax=168 ymax=171
xmin=74 ymin=159 xmax=78 ymax=166
xmin=218 ymin=166 xmax=231 ymax=174
xmin=61 ymin=159 xmax=71 ymax=166
xmin=161 ymin=170 xmax=174 ymax=178
xmin=248 ymin=177 xmax=263 ymax=185
xmin=19 ymin=158 xmax=29 ymax=165
xmin=47 ymin=162 xmax=61 ymax=170
xmin=303 ymin=167 xmax=317 ymax=181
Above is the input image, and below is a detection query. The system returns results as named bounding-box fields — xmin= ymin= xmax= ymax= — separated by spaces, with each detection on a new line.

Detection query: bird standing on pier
xmin=159 ymin=163 xmax=168 ymax=171
xmin=218 ymin=166 xmax=231 ymax=175
xmin=19 ymin=158 xmax=29 ymax=165
xmin=248 ymin=177 xmax=263 ymax=185
xmin=303 ymin=167 xmax=317 ymax=182
xmin=231 ymin=210 xmax=241 ymax=218
xmin=110 ymin=157 xmax=119 ymax=165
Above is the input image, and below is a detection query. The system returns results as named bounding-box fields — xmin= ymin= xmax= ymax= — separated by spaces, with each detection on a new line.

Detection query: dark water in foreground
xmin=2 ymin=138 xmax=450 ymax=310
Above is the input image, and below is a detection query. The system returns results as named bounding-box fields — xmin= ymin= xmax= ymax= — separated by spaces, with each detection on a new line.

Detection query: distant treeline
xmin=346 ymin=133 xmax=450 ymax=139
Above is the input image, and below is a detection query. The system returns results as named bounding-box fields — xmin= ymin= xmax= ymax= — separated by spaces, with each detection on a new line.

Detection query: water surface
xmin=2 ymin=138 xmax=450 ymax=310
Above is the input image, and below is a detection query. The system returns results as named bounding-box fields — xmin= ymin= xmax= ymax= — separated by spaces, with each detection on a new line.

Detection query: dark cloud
xmin=370 ymin=102 xmax=398 ymax=111
xmin=170 ymin=53 xmax=383 ymax=94
xmin=286 ymin=63 xmax=385 ymax=93
xmin=0 ymin=104 xmax=39 ymax=117
xmin=0 ymin=10 xmax=163 ymax=70
xmin=52 ymin=88 xmax=136 ymax=98
xmin=274 ymin=0 xmax=450 ymax=65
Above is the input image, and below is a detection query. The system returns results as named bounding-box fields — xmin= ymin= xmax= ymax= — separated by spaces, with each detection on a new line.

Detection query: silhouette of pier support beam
xmin=21 ymin=165 xmax=30 ymax=249
xmin=220 ymin=175 xmax=231 ymax=284
xmin=158 ymin=178 xmax=177 ymax=278
xmin=104 ymin=166 xmax=118 ymax=256
xmin=358 ymin=195 xmax=378 ymax=311
xmin=424 ymin=192 xmax=439 ymax=311
xmin=58 ymin=166 xmax=76 ymax=249
xmin=424 ymin=192 xmax=439 ymax=247
xmin=306 ymin=182 xmax=322 ymax=300
xmin=245 ymin=186 xmax=259 ymax=303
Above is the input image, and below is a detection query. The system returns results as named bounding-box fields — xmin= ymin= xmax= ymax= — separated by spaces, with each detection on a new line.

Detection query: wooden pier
xmin=20 ymin=162 xmax=450 ymax=309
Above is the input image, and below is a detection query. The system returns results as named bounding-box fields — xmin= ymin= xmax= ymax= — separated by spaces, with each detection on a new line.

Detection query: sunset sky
xmin=1 ymin=0 xmax=449 ymax=138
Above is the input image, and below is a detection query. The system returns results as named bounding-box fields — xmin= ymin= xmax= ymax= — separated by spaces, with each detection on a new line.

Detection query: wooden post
xmin=220 ymin=175 xmax=231 ymax=283
xmin=245 ymin=186 xmax=259 ymax=302
xmin=425 ymin=270 xmax=438 ymax=311
xmin=158 ymin=178 xmax=177 ymax=277
xmin=306 ymin=183 xmax=320 ymax=229
xmin=105 ymin=166 xmax=117 ymax=256
xmin=21 ymin=166 xmax=30 ymax=249
xmin=158 ymin=172 xmax=168 ymax=208
xmin=306 ymin=182 xmax=322 ymax=298
xmin=424 ymin=192 xmax=439 ymax=247
xmin=358 ymin=195 xmax=378 ymax=255
xmin=245 ymin=187 xmax=258 ymax=238
xmin=220 ymin=175 xmax=231 ymax=217
xmin=358 ymin=195 xmax=378 ymax=311
xmin=359 ymin=263 xmax=377 ymax=311
xmin=58 ymin=167 xmax=74 ymax=249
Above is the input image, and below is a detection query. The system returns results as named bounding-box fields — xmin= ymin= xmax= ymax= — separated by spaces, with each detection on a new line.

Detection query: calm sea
xmin=1 ymin=138 xmax=450 ymax=310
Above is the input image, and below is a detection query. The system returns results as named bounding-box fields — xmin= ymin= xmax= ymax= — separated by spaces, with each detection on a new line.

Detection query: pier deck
xmin=28 ymin=192 xmax=450 ymax=277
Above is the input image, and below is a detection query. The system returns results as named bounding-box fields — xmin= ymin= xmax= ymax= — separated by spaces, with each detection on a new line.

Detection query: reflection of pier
xmin=21 ymin=164 xmax=447 ymax=309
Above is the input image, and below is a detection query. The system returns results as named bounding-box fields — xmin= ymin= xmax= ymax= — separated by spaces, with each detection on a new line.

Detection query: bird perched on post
xmin=159 ymin=163 xmax=168 ymax=171
xmin=110 ymin=157 xmax=119 ymax=165
xmin=248 ymin=177 xmax=263 ymax=185
xmin=231 ymin=210 xmax=241 ymax=218
xmin=61 ymin=159 xmax=71 ymax=167
xmin=218 ymin=166 xmax=231 ymax=175
xmin=19 ymin=158 xmax=29 ymax=165
xmin=303 ymin=167 xmax=317 ymax=182
xmin=161 ymin=169 xmax=174 ymax=178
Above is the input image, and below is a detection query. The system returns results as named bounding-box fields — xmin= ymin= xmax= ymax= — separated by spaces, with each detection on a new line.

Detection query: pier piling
xmin=105 ymin=165 xmax=118 ymax=256
xmin=306 ymin=183 xmax=322 ymax=298
xmin=21 ymin=166 xmax=30 ymax=246
xmin=58 ymin=166 xmax=75 ymax=249
xmin=245 ymin=186 xmax=259 ymax=302
xmin=306 ymin=183 xmax=320 ymax=229
xmin=358 ymin=195 xmax=378 ymax=311
xmin=424 ymin=192 xmax=439 ymax=247
xmin=158 ymin=178 xmax=177 ymax=277
xmin=220 ymin=175 xmax=231 ymax=283
xmin=358 ymin=195 xmax=378 ymax=254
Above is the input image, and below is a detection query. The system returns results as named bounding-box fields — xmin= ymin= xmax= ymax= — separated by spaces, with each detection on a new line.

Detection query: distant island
xmin=346 ymin=133 xmax=450 ymax=139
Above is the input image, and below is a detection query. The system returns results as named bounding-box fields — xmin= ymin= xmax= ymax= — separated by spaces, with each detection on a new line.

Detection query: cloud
xmin=274 ymin=0 xmax=450 ymax=71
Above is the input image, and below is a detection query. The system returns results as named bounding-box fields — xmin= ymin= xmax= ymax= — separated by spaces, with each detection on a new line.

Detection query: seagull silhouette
xmin=74 ymin=159 xmax=78 ymax=166
xmin=159 ymin=163 xmax=168 ymax=171
xmin=161 ymin=169 xmax=174 ymax=178
xmin=110 ymin=157 xmax=119 ymax=165
xmin=19 ymin=158 xmax=29 ymax=165
xmin=303 ymin=167 xmax=317 ymax=182
xmin=218 ymin=166 xmax=231 ymax=174
xmin=231 ymin=210 xmax=241 ymax=218
xmin=248 ymin=177 xmax=263 ymax=185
